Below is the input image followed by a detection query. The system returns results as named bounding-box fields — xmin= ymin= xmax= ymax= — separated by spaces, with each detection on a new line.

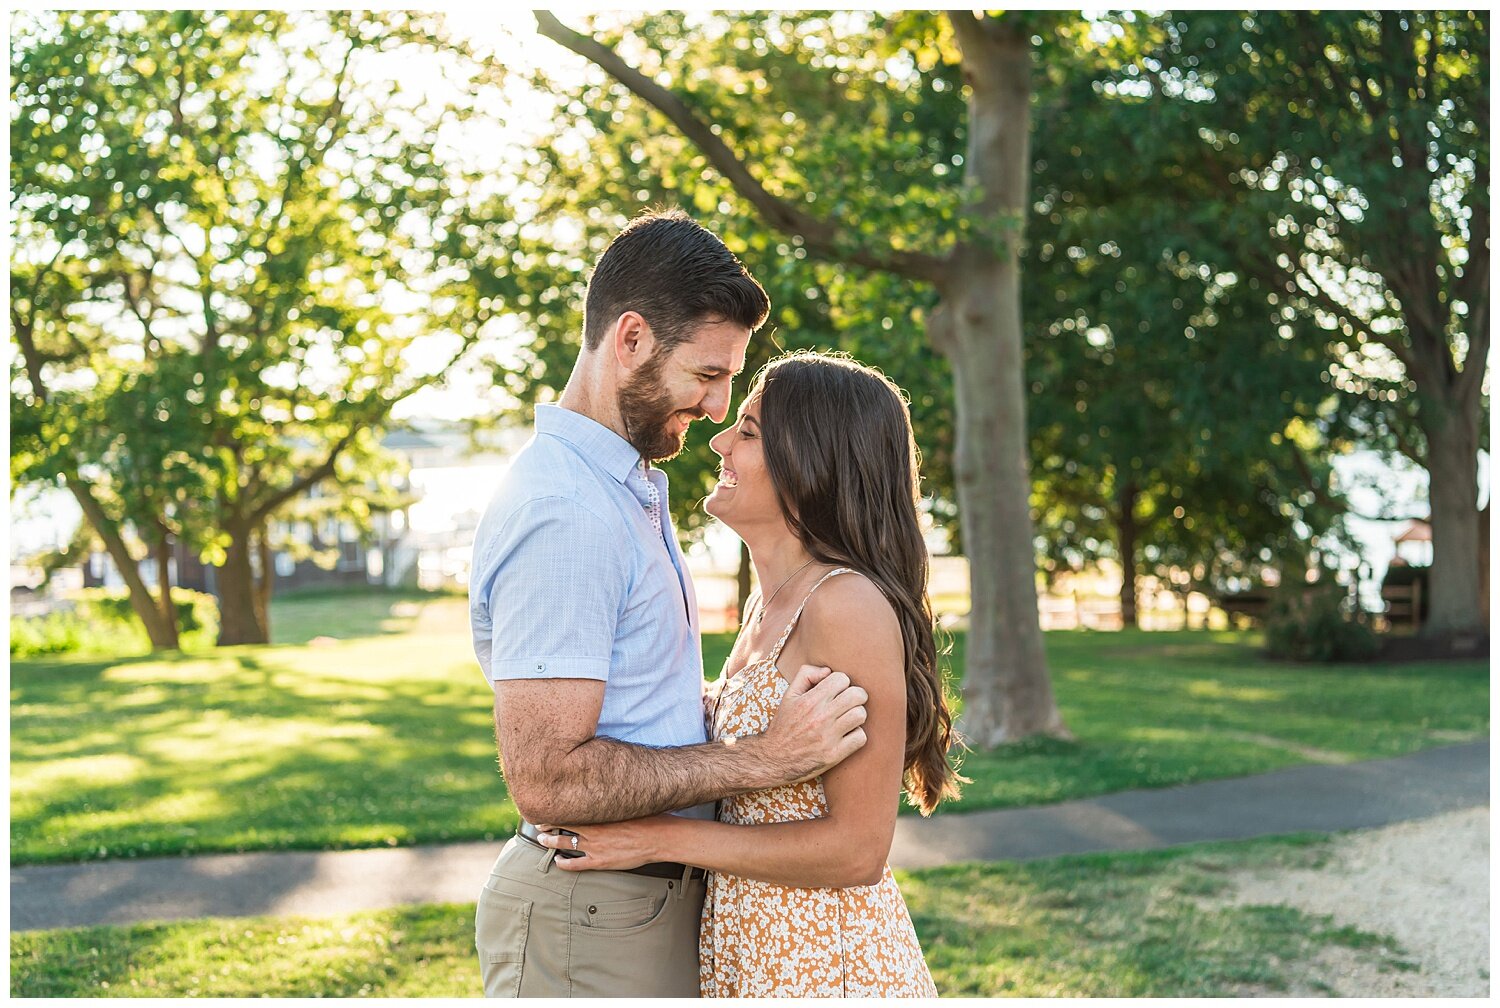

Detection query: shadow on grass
xmin=10 ymin=626 xmax=1488 ymax=865
xmin=11 ymin=903 xmax=480 ymax=997
xmin=12 ymin=644 xmax=514 ymax=865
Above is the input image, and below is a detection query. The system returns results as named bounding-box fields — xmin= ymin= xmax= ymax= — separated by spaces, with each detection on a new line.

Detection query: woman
xmin=537 ymin=351 xmax=962 ymax=997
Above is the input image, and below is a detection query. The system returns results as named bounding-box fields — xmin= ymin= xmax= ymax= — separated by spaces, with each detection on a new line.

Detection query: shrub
xmin=9 ymin=609 xmax=94 ymax=657
xmin=77 ymin=587 xmax=219 ymax=640
xmin=1263 ymin=581 xmax=1379 ymax=662
xmin=10 ymin=588 xmax=220 ymax=658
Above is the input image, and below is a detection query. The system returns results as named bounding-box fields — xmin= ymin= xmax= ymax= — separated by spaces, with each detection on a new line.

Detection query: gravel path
xmin=1212 ymin=805 xmax=1490 ymax=997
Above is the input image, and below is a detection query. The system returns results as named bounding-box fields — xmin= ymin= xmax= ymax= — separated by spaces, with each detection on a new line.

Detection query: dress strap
xmin=766 ymin=567 xmax=857 ymax=666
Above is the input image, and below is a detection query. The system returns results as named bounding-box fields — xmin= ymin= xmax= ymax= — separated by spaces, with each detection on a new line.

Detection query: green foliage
xmin=1263 ymin=583 xmax=1380 ymax=663
xmin=1022 ymin=13 xmax=1361 ymax=598
xmin=1137 ymin=10 xmax=1489 ymax=466
xmin=477 ymin=12 xmax=959 ymax=543
xmin=9 ymin=588 xmax=219 ymax=658
xmin=76 ymin=587 xmax=219 ymax=639
xmin=511 ymin=11 xmax=1371 ymax=587
xmin=9 ymin=10 xmax=505 ymax=642
xmin=9 ymin=611 xmax=97 ymax=658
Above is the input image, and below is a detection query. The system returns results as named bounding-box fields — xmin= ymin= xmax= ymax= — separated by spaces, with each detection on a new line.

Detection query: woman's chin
xmin=703 ymin=492 xmax=739 ymax=528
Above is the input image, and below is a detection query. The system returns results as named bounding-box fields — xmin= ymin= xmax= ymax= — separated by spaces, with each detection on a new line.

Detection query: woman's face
xmin=705 ymin=393 xmax=780 ymax=532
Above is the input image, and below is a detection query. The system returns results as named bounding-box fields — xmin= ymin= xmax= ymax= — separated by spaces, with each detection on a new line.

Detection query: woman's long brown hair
xmin=754 ymin=350 xmax=963 ymax=815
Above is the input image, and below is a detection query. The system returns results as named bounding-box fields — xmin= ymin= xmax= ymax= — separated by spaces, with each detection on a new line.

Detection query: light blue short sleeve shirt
xmin=468 ymin=404 xmax=706 ymax=749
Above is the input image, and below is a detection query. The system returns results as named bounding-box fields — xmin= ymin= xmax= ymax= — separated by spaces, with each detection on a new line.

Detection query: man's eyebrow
xmin=697 ymin=364 xmax=741 ymax=377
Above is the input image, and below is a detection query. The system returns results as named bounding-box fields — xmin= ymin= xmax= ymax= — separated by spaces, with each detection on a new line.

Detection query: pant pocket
xmin=567 ymin=882 xmax=702 ymax=997
xmin=476 ymin=884 xmax=532 ymax=997
xmin=581 ymin=893 xmax=666 ymax=931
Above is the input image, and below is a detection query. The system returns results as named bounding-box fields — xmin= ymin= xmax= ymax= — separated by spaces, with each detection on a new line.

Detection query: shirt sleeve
xmin=474 ymin=496 xmax=629 ymax=687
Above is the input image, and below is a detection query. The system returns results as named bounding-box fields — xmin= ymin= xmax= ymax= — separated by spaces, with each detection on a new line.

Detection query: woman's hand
xmin=533 ymin=814 xmax=678 ymax=872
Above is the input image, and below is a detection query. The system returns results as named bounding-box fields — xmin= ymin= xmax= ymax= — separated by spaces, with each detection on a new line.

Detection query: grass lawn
xmin=11 ymin=590 xmax=1487 ymax=865
xmin=10 ymin=832 xmax=1413 ymax=997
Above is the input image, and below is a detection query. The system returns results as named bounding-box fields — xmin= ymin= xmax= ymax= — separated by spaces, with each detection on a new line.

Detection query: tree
xmin=11 ymin=10 xmax=502 ymax=645
xmin=531 ymin=10 xmax=1067 ymax=746
xmin=1022 ymin=18 xmax=1359 ymax=624
xmin=1143 ymin=11 xmax=1489 ymax=636
xmin=460 ymin=17 xmax=955 ymax=626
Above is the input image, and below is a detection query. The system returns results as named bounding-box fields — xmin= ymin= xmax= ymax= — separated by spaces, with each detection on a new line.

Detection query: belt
xmin=516 ymin=821 xmax=706 ymax=882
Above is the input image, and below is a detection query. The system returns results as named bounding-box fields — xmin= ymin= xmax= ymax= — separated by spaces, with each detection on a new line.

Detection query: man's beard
xmin=618 ymin=351 xmax=697 ymax=462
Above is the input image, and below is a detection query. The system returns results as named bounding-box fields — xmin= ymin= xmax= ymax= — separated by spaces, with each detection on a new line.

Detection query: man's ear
xmin=611 ymin=311 xmax=657 ymax=373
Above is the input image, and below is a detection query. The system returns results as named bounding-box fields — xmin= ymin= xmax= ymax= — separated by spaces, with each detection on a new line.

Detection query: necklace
xmin=755 ymin=557 xmax=818 ymax=628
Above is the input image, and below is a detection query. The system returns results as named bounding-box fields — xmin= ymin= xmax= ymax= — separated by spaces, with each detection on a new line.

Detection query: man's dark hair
xmin=583 ymin=208 xmax=770 ymax=352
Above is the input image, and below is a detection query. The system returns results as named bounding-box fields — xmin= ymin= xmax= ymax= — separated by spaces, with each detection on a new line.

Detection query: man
xmin=469 ymin=209 xmax=870 ymax=997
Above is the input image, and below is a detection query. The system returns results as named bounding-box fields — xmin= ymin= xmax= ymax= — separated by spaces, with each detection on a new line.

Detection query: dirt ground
xmin=1206 ymin=805 xmax=1490 ymax=997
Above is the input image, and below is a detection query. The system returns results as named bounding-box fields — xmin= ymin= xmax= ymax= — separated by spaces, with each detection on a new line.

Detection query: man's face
xmin=618 ymin=318 xmax=750 ymax=463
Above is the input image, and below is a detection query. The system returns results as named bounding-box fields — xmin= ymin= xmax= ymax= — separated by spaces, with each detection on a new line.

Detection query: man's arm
xmin=495 ymin=666 xmax=867 ymax=825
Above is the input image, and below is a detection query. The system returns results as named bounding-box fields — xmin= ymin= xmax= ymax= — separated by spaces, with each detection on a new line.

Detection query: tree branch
xmin=1284 ymin=259 xmax=1426 ymax=380
xmin=12 ymin=304 xmax=50 ymax=398
xmin=1455 ymin=184 xmax=1490 ymax=413
xmin=248 ymin=428 xmax=358 ymax=527
xmin=1387 ymin=413 xmax=1429 ymax=470
xmin=532 ymin=11 xmax=948 ymax=283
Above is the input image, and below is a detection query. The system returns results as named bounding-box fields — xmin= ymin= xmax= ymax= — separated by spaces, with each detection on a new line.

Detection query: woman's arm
xmin=541 ymin=574 xmax=907 ymax=889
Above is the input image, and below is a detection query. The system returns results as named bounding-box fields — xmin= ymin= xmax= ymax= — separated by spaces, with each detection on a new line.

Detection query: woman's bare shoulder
xmin=798 ymin=569 xmax=903 ymax=680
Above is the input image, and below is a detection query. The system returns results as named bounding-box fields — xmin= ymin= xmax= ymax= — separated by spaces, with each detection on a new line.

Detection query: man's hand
xmin=760 ymin=664 xmax=868 ymax=783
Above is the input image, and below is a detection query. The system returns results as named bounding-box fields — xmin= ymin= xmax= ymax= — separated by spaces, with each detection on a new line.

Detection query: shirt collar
xmin=535 ymin=403 xmax=642 ymax=485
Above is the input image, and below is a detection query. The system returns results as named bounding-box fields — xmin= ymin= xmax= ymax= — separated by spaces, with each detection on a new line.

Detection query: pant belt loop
xmin=537 ymin=847 xmax=557 ymax=875
xmin=675 ymin=862 xmax=694 ymax=898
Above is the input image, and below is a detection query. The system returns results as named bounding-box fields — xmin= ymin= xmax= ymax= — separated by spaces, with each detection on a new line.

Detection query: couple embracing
xmin=469 ymin=209 xmax=960 ymax=998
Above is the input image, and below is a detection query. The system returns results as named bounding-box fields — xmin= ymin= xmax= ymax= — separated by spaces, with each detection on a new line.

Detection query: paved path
xmin=11 ymin=741 xmax=1487 ymax=932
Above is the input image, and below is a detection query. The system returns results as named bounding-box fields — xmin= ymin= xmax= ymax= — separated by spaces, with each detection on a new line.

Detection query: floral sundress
xmin=699 ymin=567 xmax=939 ymax=998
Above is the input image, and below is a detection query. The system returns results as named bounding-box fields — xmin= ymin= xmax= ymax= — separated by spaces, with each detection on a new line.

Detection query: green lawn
xmin=10 ymin=590 xmax=1487 ymax=865
xmin=10 ymin=832 xmax=1414 ymax=997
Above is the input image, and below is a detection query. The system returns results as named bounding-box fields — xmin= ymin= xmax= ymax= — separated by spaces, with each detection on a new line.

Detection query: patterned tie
xmin=634 ymin=460 xmax=663 ymax=537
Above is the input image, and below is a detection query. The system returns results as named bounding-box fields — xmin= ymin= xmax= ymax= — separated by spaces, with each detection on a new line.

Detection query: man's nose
xmin=702 ymin=379 xmax=731 ymax=424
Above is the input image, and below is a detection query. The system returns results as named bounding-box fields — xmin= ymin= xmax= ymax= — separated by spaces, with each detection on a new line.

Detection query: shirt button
xmin=534 ymin=663 xmax=545 ymax=674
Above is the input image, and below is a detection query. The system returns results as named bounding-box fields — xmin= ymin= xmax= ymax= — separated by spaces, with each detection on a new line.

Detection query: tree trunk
xmin=1480 ymin=503 xmax=1489 ymax=617
xmin=1421 ymin=399 xmax=1484 ymax=635
xmin=216 ymin=527 xmax=269 ymax=645
xmin=735 ymin=539 xmax=753 ymax=628
xmin=153 ymin=531 xmax=178 ymax=642
xmin=64 ymin=475 xmax=179 ymax=650
xmin=942 ymin=281 xmax=1069 ymax=745
xmin=942 ymin=18 xmax=1068 ymax=747
xmin=253 ymin=525 xmax=274 ymax=641
xmin=1116 ymin=478 xmax=1140 ymax=629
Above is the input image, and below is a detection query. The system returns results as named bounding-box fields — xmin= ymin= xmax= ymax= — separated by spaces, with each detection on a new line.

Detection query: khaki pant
xmin=475 ymin=833 xmax=705 ymax=997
